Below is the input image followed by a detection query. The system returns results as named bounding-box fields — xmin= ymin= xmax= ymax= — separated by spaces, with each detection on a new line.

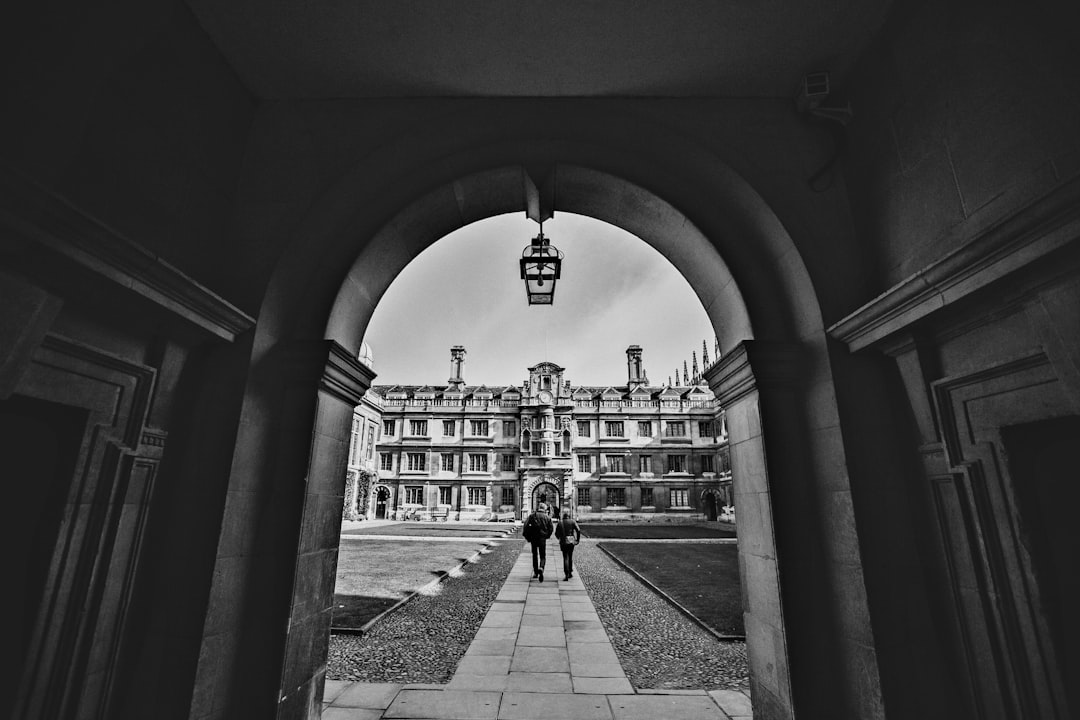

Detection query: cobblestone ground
xmin=574 ymin=541 xmax=751 ymax=691
xmin=327 ymin=537 xmax=523 ymax=683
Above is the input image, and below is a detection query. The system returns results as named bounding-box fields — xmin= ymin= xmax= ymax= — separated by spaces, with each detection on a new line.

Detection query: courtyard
xmin=325 ymin=521 xmax=749 ymax=718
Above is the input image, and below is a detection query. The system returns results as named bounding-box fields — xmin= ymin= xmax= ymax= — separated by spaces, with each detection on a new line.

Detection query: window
xmin=382 ymin=419 xmax=396 ymax=436
xmin=641 ymin=487 xmax=654 ymax=506
xmin=501 ymin=487 xmax=515 ymax=506
xmin=638 ymin=421 xmax=652 ymax=437
xmin=577 ymin=421 xmax=591 ymax=437
xmin=349 ymin=418 xmax=362 ymax=464
xmin=379 ymin=453 xmax=393 ymax=471
xmin=670 ymin=488 xmax=689 ymax=507
xmin=441 ymin=453 xmax=454 ymax=472
xmin=605 ymin=421 xmax=624 ymax=437
xmin=501 ymin=454 xmax=516 ymax=471
xmin=701 ymin=455 xmax=715 ymax=473
xmin=439 ymin=486 xmax=453 ymax=505
xmin=503 ymin=420 xmax=516 ymax=436
xmin=349 ymin=418 xmax=361 ymax=466
xmin=467 ymin=487 xmax=487 ymax=506
xmin=666 ymin=454 xmax=686 ymax=473
xmin=468 ymin=453 xmax=488 ymax=472
xmin=561 ymin=430 xmax=572 ymax=455
xmin=541 ymin=375 xmax=552 ymax=390
xmin=531 ymin=442 xmax=543 ymax=456
xmin=404 ymin=486 xmax=423 ymax=504
xmin=640 ymin=455 xmax=652 ymax=474
xmin=606 ymin=454 xmax=625 ymax=473
xmin=366 ymin=422 xmax=376 ymax=459
xmin=698 ymin=421 xmax=714 ymax=438
xmin=666 ymin=421 xmax=687 ymax=437
xmin=719 ymin=448 xmax=731 ymax=474
xmin=409 ymin=419 xmax=428 ymax=436
xmin=443 ymin=420 xmax=455 ymax=436
xmin=407 ymin=452 xmax=427 ymax=471
xmin=577 ymin=487 xmax=590 ymax=506
xmin=577 ymin=455 xmax=592 ymax=473
xmin=470 ymin=420 xmax=489 ymax=436
xmin=606 ymin=487 xmax=626 ymax=506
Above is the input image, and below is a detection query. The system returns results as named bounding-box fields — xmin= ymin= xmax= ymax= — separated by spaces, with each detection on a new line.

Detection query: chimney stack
xmin=626 ymin=345 xmax=645 ymax=384
xmin=449 ymin=346 xmax=466 ymax=385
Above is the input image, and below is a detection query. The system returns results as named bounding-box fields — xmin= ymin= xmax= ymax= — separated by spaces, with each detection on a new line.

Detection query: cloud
xmin=363 ymin=213 xmax=715 ymax=386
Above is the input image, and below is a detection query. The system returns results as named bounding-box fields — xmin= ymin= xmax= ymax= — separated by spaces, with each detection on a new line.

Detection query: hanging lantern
xmin=519 ymin=232 xmax=563 ymax=305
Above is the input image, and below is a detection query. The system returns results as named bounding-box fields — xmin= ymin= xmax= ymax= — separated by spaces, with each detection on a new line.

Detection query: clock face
xmin=538 ymin=390 xmax=553 ymax=404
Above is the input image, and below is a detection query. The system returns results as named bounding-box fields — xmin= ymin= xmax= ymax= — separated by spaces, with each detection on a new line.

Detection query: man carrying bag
xmin=522 ymin=502 xmax=554 ymax=582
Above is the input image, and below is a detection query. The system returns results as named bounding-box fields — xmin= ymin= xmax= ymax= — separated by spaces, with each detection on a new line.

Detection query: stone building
xmin=351 ymin=346 xmax=732 ymax=522
xmin=2 ymin=1 xmax=1078 ymax=718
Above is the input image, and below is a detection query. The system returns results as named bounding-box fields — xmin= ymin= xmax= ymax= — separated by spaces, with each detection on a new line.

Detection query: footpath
xmin=322 ymin=545 xmax=753 ymax=719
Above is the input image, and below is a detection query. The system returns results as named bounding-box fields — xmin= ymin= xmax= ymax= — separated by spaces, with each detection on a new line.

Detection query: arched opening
xmin=373 ymin=486 xmax=391 ymax=520
xmin=208 ymin=113 xmax=870 ymax=718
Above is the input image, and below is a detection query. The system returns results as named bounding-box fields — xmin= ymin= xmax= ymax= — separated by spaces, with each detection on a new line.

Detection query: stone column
xmin=705 ymin=342 xmax=805 ymax=720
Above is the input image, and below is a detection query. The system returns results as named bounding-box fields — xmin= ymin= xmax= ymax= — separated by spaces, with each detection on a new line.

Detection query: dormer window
xmin=541 ymin=375 xmax=552 ymax=390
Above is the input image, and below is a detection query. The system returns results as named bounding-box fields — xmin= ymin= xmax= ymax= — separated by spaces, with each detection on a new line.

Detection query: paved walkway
xmin=322 ymin=546 xmax=752 ymax=719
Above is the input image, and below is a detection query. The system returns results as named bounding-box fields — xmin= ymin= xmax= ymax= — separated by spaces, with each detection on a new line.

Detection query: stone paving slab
xmin=335 ymin=682 xmax=403 ymax=708
xmin=565 ymin=628 xmax=610 ymax=643
xmin=322 ymin=707 xmax=383 ymax=720
xmin=710 ymin=689 xmax=753 ymax=716
xmin=324 ymin=679 xmax=350 ymax=703
xmin=572 ymin=677 xmax=635 ymax=695
xmin=498 ymin=692 xmax=613 ymax=720
xmin=465 ymin=639 xmax=518 ymax=656
xmin=384 ymin=689 xmax=500 ymax=719
xmin=517 ymin=626 xmax=566 ymax=646
xmin=608 ymin=694 xmax=729 ymax=720
xmin=509 ymin=646 xmax=570 ymax=673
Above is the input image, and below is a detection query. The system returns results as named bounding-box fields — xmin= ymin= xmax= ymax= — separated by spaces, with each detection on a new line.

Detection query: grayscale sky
xmin=362 ymin=213 xmax=717 ymax=387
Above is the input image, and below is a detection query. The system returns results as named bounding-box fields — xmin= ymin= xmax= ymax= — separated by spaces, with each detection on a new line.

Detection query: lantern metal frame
xmin=519 ymin=231 xmax=563 ymax=305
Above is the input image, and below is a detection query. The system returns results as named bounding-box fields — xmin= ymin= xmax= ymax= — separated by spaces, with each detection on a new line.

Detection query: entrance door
xmin=532 ymin=482 xmax=561 ymax=519
xmin=375 ymin=487 xmax=389 ymax=519
xmin=705 ymin=493 xmax=717 ymax=521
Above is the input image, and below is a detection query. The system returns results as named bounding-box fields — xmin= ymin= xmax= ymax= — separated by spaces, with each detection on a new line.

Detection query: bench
xmin=493 ymin=511 xmax=515 ymax=523
xmin=431 ymin=507 xmax=450 ymax=521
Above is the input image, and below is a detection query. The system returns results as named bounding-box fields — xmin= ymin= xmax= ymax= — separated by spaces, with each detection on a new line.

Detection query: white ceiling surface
xmin=187 ymin=0 xmax=893 ymax=99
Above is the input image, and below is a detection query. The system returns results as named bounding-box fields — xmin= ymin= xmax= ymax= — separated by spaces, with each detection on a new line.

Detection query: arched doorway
xmin=532 ymin=482 xmax=560 ymax=519
xmin=374 ymin=486 xmax=390 ymax=520
xmin=705 ymin=492 xmax=718 ymax=521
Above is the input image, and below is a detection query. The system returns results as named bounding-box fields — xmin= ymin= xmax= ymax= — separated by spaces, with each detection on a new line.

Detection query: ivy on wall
xmin=343 ymin=469 xmax=373 ymax=521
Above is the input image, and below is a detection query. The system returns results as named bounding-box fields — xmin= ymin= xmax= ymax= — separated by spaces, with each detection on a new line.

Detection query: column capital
xmin=704 ymin=340 xmax=804 ymax=406
xmin=279 ymin=339 xmax=377 ymax=406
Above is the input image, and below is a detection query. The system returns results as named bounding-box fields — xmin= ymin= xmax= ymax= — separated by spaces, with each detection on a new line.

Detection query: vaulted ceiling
xmin=186 ymin=0 xmax=893 ymax=99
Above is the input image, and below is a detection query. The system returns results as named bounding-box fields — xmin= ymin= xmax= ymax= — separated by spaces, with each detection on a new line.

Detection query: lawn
xmin=600 ymin=542 xmax=744 ymax=636
xmin=332 ymin=538 xmax=491 ymax=628
xmin=580 ymin=522 xmax=736 ymax=539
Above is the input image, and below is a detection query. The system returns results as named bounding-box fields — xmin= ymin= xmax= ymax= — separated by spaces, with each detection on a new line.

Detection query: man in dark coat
xmin=522 ymin=502 xmax=554 ymax=582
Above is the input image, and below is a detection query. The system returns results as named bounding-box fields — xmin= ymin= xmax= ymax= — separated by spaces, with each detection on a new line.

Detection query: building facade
xmin=346 ymin=345 xmax=731 ymax=521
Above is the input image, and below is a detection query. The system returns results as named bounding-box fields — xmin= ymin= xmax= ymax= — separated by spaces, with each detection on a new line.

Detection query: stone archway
xmin=204 ymin=110 xmax=883 ymax=720
xmin=702 ymin=488 xmax=724 ymax=522
xmin=372 ymin=485 xmax=392 ymax=520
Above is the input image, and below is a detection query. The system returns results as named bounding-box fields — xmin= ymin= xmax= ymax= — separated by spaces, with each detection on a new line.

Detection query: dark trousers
xmin=530 ymin=540 xmax=546 ymax=573
xmin=560 ymin=543 xmax=575 ymax=578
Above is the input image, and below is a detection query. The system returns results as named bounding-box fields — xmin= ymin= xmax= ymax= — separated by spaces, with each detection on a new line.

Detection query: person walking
xmin=522 ymin=502 xmax=554 ymax=582
xmin=554 ymin=509 xmax=582 ymax=581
